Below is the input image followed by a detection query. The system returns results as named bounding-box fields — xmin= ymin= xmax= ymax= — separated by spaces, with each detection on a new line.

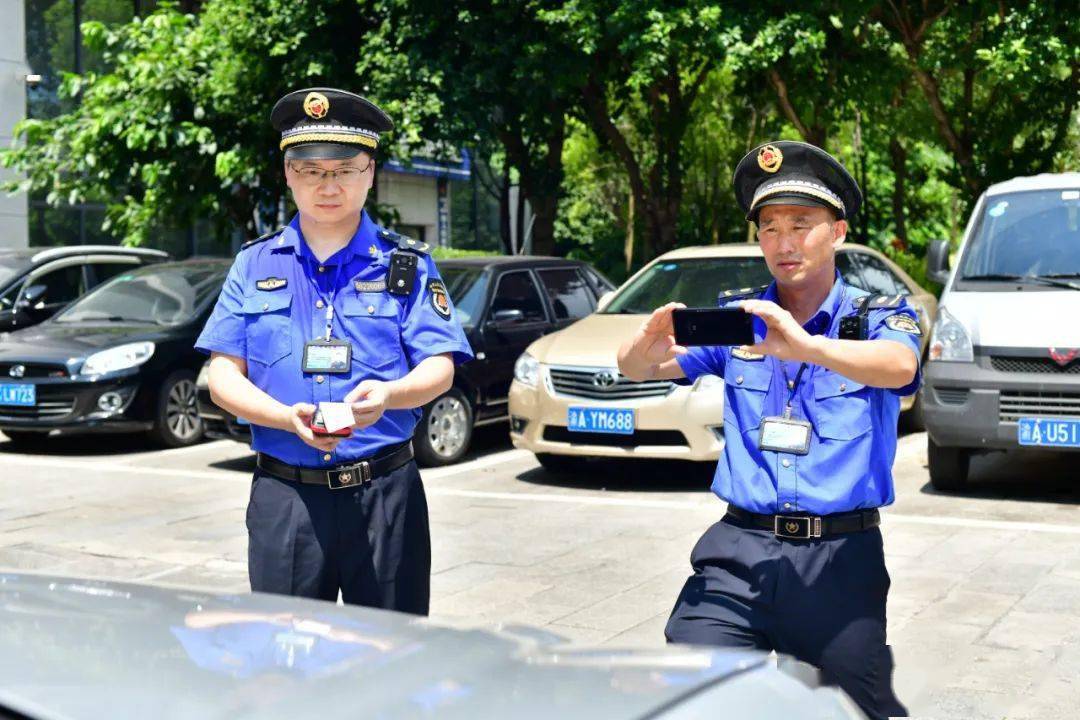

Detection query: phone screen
xmin=672 ymin=308 xmax=755 ymax=346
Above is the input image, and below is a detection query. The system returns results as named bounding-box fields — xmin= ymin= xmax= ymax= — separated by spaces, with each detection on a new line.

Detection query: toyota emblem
xmin=9 ymin=364 xmax=25 ymax=379
xmin=592 ymin=371 xmax=617 ymax=388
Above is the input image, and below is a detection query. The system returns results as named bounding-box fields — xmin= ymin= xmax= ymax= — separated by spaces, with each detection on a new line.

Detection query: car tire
xmin=414 ymin=388 xmax=473 ymax=467
xmin=536 ymin=453 xmax=586 ymax=475
xmin=928 ymin=436 xmax=970 ymax=492
xmin=2 ymin=430 xmax=48 ymax=449
xmin=149 ymin=370 xmax=204 ymax=448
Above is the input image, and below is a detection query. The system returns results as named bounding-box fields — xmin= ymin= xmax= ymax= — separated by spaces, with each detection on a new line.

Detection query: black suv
xmin=0 ymin=245 xmax=170 ymax=332
xmin=197 ymin=255 xmax=616 ymax=465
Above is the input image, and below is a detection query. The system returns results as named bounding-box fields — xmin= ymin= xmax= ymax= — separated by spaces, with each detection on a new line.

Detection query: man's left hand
xmin=345 ymin=380 xmax=393 ymax=430
xmin=738 ymin=299 xmax=819 ymax=362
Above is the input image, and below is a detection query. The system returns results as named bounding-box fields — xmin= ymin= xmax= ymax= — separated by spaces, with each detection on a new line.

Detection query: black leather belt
xmin=257 ymin=442 xmax=413 ymax=490
xmin=725 ymin=505 xmax=880 ymax=540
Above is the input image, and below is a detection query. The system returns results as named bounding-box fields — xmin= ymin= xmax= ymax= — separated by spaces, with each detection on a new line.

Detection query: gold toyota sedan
xmin=508 ymin=243 xmax=937 ymax=472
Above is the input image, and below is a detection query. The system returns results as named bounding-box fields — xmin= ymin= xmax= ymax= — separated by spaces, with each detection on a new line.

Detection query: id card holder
xmin=758 ymin=416 xmax=812 ymax=455
xmin=302 ymin=339 xmax=352 ymax=374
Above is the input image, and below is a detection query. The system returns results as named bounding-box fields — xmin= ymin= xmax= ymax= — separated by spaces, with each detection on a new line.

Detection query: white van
xmin=922 ymin=172 xmax=1080 ymax=490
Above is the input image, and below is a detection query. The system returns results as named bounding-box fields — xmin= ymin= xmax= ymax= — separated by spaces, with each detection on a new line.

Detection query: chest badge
xmin=428 ymin=279 xmax=452 ymax=320
xmin=732 ymin=347 xmax=764 ymax=361
xmin=255 ymin=277 xmax=287 ymax=291
xmin=354 ymin=279 xmax=387 ymax=293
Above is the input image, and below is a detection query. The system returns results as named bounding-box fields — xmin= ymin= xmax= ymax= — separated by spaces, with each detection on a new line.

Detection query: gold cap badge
xmin=303 ymin=91 xmax=330 ymax=120
xmin=758 ymin=144 xmax=783 ymax=173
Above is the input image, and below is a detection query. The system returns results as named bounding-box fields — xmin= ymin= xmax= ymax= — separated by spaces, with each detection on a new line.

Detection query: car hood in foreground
xmin=0 ymin=574 xmax=861 ymax=720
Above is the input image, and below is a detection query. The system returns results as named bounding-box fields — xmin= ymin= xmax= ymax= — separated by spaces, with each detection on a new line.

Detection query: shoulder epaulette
xmin=379 ymin=228 xmax=430 ymax=254
xmin=241 ymin=227 xmax=284 ymax=251
xmin=719 ymin=284 xmax=769 ymax=302
xmin=852 ymin=293 xmax=904 ymax=310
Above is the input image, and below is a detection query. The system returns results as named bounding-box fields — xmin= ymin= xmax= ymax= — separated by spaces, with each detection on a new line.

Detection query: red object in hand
xmin=309 ymin=409 xmax=352 ymax=437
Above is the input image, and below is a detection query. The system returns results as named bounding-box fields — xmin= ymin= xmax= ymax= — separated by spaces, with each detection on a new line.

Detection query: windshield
xmin=603 ymin=255 xmax=772 ymax=313
xmin=54 ymin=264 xmax=227 ymax=325
xmin=958 ymin=189 xmax=1080 ymax=280
xmin=440 ymin=266 xmax=488 ymax=326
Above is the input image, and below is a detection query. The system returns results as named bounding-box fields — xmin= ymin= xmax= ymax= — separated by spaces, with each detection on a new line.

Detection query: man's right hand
xmin=636 ymin=302 xmax=689 ymax=364
xmin=287 ymin=403 xmax=342 ymax=453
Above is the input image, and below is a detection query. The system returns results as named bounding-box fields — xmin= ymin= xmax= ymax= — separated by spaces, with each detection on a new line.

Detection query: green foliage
xmin=430 ymin=246 xmax=499 ymax=260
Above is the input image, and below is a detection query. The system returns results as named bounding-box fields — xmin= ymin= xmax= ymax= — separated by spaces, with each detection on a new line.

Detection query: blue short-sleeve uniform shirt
xmin=676 ymin=272 xmax=921 ymax=515
xmin=195 ymin=211 xmax=473 ymax=467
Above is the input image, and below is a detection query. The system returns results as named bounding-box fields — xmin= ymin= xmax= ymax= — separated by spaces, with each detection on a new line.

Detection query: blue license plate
xmin=0 ymin=383 xmax=35 ymax=407
xmin=1018 ymin=417 xmax=1080 ymax=448
xmin=567 ymin=406 xmax=634 ymax=435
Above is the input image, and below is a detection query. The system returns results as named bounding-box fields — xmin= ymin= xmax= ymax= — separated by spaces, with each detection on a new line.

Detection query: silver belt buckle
xmin=774 ymin=515 xmax=822 ymax=539
xmin=327 ymin=460 xmax=372 ymax=490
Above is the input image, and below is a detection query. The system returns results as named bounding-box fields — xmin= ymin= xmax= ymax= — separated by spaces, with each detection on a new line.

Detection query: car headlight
xmin=514 ymin=352 xmax=540 ymax=387
xmin=81 ymin=341 xmax=156 ymax=376
xmin=928 ymin=307 xmax=973 ymax=362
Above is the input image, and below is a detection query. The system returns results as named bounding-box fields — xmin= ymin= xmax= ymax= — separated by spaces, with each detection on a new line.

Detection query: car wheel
xmin=2 ymin=430 xmax=48 ymax=449
xmin=928 ymin=436 xmax=970 ymax=492
xmin=414 ymin=388 xmax=473 ymax=466
xmin=150 ymin=370 xmax=204 ymax=448
xmin=536 ymin=453 xmax=586 ymax=475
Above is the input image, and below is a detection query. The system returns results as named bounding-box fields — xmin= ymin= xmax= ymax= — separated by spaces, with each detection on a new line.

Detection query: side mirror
xmin=596 ymin=291 xmax=615 ymax=312
xmin=489 ymin=308 xmax=525 ymax=325
xmin=16 ymin=283 xmax=47 ymax=309
xmin=926 ymin=239 xmax=951 ymax=286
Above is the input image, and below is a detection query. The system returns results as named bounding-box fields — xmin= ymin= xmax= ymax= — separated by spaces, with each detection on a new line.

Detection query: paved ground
xmin=1 ymin=426 xmax=1079 ymax=718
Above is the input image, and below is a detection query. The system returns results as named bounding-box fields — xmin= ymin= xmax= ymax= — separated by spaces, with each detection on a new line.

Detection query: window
xmin=584 ymin=266 xmax=616 ymax=295
xmin=88 ymin=261 xmax=138 ymax=286
xmin=26 ymin=265 xmax=85 ymax=308
xmin=490 ymin=271 xmax=546 ymax=323
xmin=855 ymin=253 xmax=907 ymax=296
xmin=835 ymin=251 xmax=866 ymax=290
xmin=604 ymin=257 xmax=772 ymax=313
xmin=537 ymin=268 xmax=595 ymax=320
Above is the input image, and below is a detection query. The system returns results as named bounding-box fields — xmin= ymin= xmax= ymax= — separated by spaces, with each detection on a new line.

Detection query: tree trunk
xmin=529 ymin=194 xmax=558 ymax=256
xmin=889 ymin=138 xmax=908 ymax=248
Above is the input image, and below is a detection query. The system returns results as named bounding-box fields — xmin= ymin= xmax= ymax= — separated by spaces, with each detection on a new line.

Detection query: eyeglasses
xmin=288 ymin=157 xmax=373 ymax=186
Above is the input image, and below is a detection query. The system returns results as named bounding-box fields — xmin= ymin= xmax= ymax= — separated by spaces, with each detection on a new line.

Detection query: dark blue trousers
xmin=245 ymin=459 xmax=431 ymax=615
xmin=665 ymin=514 xmax=907 ymax=720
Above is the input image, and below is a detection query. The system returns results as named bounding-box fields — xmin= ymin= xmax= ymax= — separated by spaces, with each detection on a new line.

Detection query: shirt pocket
xmin=242 ymin=291 xmax=293 ymax=367
xmin=340 ymin=293 xmax=402 ymax=373
xmin=813 ymin=372 xmax=873 ymax=440
xmin=724 ymin=360 xmax=772 ymax=431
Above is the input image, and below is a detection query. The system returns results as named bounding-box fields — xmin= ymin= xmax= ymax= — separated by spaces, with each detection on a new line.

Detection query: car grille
xmin=0 ymin=362 xmax=68 ymax=379
xmin=543 ymin=426 xmax=688 ymax=448
xmin=547 ymin=366 xmax=673 ymax=400
xmin=935 ymin=387 xmax=969 ymax=405
xmin=0 ymin=393 xmax=77 ymax=421
xmin=990 ymin=356 xmax=1080 ymax=374
xmin=999 ymin=391 xmax=1080 ymax=422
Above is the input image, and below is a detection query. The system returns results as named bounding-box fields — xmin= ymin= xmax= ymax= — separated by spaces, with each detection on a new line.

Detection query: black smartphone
xmin=672 ymin=307 xmax=754 ymax=346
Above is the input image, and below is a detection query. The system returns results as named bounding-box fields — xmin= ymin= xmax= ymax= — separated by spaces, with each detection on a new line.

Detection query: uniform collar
xmin=761 ymin=270 xmax=845 ymax=333
xmin=281 ymin=210 xmax=379 ymax=265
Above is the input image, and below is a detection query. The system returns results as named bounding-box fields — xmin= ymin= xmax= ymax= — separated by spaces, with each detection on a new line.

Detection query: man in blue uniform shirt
xmin=196 ymin=88 xmax=472 ymax=615
xmin=618 ymin=141 xmax=918 ymax=718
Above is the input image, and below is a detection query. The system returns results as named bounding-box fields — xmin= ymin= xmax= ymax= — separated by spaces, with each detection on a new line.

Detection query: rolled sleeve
xmin=675 ymin=345 xmax=726 ymax=386
xmin=869 ymin=302 xmax=922 ymax=396
xmin=194 ymin=255 xmax=248 ymax=359
xmin=400 ymin=255 xmax=474 ymax=368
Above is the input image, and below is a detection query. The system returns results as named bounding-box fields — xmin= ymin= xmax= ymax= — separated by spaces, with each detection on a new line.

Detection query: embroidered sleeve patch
xmin=884 ymin=313 xmax=921 ymax=335
xmin=428 ymin=279 xmax=452 ymax=320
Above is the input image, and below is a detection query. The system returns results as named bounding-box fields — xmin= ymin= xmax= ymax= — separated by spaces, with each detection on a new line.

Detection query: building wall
xmin=376 ymin=171 xmax=441 ymax=246
xmin=0 ymin=0 xmax=29 ymax=249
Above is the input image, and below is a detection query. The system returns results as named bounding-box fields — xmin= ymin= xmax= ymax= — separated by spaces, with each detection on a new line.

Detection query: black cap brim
xmin=749 ymin=194 xmax=835 ymax=222
xmin=284 ymin=143 xmax=366 ymax=161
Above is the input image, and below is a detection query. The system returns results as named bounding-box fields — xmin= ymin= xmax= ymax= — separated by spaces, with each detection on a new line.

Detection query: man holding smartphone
xmin=617 ymin=141 xmax=919 ymax=719
xmin=195 ymin=88 xmax=472 ymax=614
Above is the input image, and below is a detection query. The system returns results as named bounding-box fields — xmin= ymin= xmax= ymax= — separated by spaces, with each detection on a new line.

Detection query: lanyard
xmin=306 ymin=258 xmax=344 ymax=342
xmin=776 ymin=283 xmax=849 ymax=420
